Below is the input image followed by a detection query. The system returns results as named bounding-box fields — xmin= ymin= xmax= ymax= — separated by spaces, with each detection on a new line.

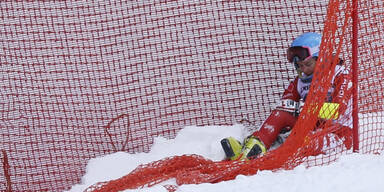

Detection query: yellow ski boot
xmin=241 ymin=136 xmax=266 ymax=160
xmin=220 ymin=137 xmax=242 ymax=160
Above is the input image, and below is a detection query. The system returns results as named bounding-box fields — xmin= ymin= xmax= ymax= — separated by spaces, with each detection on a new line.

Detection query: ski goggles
xmin=287 ymin=46 xmax=312 ymax=63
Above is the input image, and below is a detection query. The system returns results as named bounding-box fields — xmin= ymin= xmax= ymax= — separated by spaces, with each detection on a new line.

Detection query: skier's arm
xmin=275 ymin=74 xmax=342 ymax=119
xmin=329 ymin=66 xmax=351 ymax=115
xmin=275 ymin=77 xmax=301 ymax=115
xmin=308 ymin=65 xmax=350 ymax=120
xmin=318 ymin=65 xmax=351 ymax=119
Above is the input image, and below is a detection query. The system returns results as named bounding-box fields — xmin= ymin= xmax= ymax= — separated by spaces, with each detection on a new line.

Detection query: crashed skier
xmin=221 ymin=32 xmax=353 ymax=161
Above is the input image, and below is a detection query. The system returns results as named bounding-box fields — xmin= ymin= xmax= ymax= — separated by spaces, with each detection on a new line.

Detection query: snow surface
xmin=68 ymin=124 xmax=384 ymax=192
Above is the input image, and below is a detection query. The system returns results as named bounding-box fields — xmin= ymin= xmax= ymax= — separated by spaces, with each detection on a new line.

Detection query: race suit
xmin=252 ymin=65 xmax=353 ymax=152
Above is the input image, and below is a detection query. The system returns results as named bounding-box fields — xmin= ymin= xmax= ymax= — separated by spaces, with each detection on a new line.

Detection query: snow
xmin=68 ymin=124 xmax=384 ymax=192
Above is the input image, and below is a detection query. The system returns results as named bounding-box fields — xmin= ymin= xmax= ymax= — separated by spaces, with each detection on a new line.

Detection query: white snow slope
xmin=69 ymin=124 xmax=384 ymax=192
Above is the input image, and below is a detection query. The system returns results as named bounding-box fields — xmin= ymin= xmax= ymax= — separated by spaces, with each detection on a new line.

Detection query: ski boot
xmin=220 ymin=137 xmax=242 ymax=160
xmin=241 ymin=136 xmax=266 ymax=160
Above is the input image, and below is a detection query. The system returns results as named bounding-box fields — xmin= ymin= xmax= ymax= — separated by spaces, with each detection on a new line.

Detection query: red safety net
xmin=0 ymin=0 xmax=383 ymax=191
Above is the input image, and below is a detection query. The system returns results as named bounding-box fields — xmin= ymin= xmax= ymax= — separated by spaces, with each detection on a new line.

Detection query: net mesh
xmin=0 ymin=0 xmax=383 ymax=191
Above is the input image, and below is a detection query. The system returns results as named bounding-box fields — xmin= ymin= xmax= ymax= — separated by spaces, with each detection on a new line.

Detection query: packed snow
xmin=68 ymin=124 xmax=384 ymax=192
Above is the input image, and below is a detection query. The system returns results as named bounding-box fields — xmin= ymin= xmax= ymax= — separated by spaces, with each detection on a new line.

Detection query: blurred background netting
xmin=0 ymin=0 xmax=383 ymax=191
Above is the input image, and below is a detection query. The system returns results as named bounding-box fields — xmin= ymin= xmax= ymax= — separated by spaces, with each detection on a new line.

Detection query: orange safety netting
xmin=0 ymin=0 xmax=383 ymax=191
xmin=85 ymin=0 xmax=384 ymax=191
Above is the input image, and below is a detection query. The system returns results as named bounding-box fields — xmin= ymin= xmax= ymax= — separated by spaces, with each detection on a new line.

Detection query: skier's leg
xmin=252 ymin=110 xmax=297 ymax=149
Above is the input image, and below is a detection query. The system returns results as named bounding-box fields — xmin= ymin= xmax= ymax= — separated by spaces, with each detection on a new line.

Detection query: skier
xmin=221 ymin=32 xmax=353 ymax=161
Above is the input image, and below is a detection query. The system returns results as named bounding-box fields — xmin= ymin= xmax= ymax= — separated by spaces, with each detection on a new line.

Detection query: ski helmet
xmin=287 ymin=32 xmax=322 ymax=64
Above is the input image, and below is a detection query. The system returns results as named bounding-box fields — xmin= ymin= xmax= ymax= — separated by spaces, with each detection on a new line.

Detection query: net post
xmin=352 ymin=0 xmax=359 ymax=152
xmin=2 ymin=150 xmax=12 ymax=192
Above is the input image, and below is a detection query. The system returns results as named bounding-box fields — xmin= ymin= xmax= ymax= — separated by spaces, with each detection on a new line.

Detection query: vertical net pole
xmin=352 ymin=0 xmax=359 ymax=152
xmin=1 ymin=150 xmax=12 ymax=192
